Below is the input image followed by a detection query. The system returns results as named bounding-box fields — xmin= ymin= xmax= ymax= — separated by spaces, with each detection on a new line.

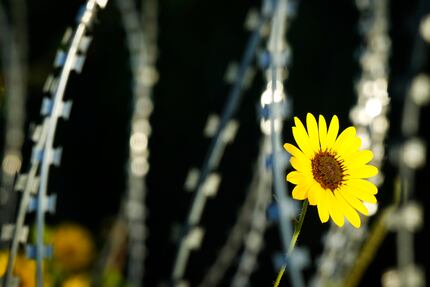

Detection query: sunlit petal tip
xmin=306 ymin=113 xmax=320 ymax=152
xmin=362 ymin=208 xmax=369 ymax=216
xmin=318 ymin=115 xmax=327 ymax=130
xmin=358 ymin=150 xmax=374 ymax=163
xmin=331 ymin=116 xmax=339 ymax=130
xmin=286 ymin=171 xmax=300 ymax=184
xmin=292 ymin=186 xmax=308 ymax=200
xmin=292 ymin=126 xmax=315 ymax=158
xmin=326 ymin=115 xmax=340 ymax=147
xmin=308 ymin=191 xmax=318 ymax=205
xmin=327 ymin=192 xmax=345 ymax=227
xmin=340 ymin=188 xmax=369 ymax=216
xmin=332 ymin=127 xmax=358 ymax=155
xmin=356 ymin=136 xmax=362 ymax=146
xmin=335 ymin=190 xmax=361 ymax=228
xmin=364 ymin=196 xmax=378 ymax=204
xmin=307 ymin=183 xmax=322 ymax=206
xmin=332 ymin=216 xmax=344 ymax=228
xmin=320 ymin=216 xmax=329 ymax=223
xmin=318 ymin=115 xmax=328 ymax=151
xmin=367 ymin=150 xmax=374 ymax=161
xmin=294 ymin=116 xmax=303 ymax=128
xmin=283 ymin=143 xmax=297 ymax=155
xmin=366 ymin=165 xmax=379 ymax=177
xmin=347 ymin=179 xmax=379 ymax=198
xmin=366 ymin=181 xmax=378 ymax=195
xmin=314 ymin=187 xmax=329 ymax=223
xmin=290 ymin=157 xmax=303 ymax=172
xmin=317 ymin=206 xmax=329 ymax=223
xmin=349 ymin=218 xmax=361 ymax=228
xmin=306 ymin=114 xmax=318 ymax=133
xmin=292 ymin=194 xmax=307 ymax=201
xmin=348 ymin=165 xmax=379 ymax=179
xmin=339 ymin=127 xmax=356 ymax=141
xmin=306 ymin=113 xmax=316 ymax=121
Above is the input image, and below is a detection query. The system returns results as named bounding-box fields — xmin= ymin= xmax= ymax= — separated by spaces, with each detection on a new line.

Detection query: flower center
xmin=311 ymin=151 xmax=344 ymax=191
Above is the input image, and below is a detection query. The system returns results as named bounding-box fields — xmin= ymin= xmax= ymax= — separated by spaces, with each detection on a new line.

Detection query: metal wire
xmin=115 ymin=0 xmax=158 ymax=285
xmin=232 ymin=1 xmax=304 ymax=286
xmin=267 ymin=0 xmax=304 ymax=285
xmin=35 ymin=2 xmax=108 ymax=285
xmin=0 ymin=0 xmax=28 ymax=229
xmin=1 ymin=1 xmax=109 ymax=286
xmin=170 ymin=7 xmax=268 ymax=285
xmin=312 ymin=0 xmax=391 ymax=285
xmin=198 ymin=140 xmax=264 ymax=287
xmin=391 ymin=1 xmax=430 ymax=285
xmin=230 ymin=140 xmax=272 ymax=287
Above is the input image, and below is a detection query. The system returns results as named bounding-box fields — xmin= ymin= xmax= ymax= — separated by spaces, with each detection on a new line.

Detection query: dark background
xmin=1 ymin=0 xmax=430 ymax=286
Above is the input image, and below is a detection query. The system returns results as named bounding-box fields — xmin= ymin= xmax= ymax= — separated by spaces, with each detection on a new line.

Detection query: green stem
xmin=274 ymin=200 xmax=309 ymax=287
xmin=274 ymin=265 xmax=286 ymax=287
xmin=288 ymin=200 xmax=308 ymax=254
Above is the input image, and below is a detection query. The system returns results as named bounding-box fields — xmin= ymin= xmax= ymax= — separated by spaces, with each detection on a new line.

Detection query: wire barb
xmin=1 ymin=1 xmax=108 ymax=286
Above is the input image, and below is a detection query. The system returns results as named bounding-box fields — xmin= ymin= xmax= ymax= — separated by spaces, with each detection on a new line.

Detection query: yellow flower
xmin=0 ymin=251 xmax=7 ymax=276
xmin=14 ymin=255 xmax=37 ymax=287
xmin=0 ymin=252 xmax=51 ymax=287
xmin=1 ymin=253 xmax=38 ymax=287
xmin=52 ymin=224 xmax=94 ymax=271
xmin=284 ymin=113 xmax=378 ymax=228
xmin=61 ymin=274 xmax=91 ymax=287
xmin=1 ymin=252 xmax=36 ymax=287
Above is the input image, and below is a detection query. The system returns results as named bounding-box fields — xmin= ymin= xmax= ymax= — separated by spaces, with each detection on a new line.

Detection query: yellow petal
xmin=292 ymin=183 xmax=311 ymax=200
xmin=307 ymin=182 xmax=319 ymax=205
xmin=294 ymin=116 xmax=306 ymax=132
xmin=306 ymin=113 xmax=320 ymax=152
xmin=292 ymin=127 xmax=314 ymax=158
xmin=326 ymin=190 xmax=344 ymax=227
xmin=334 ymin=190 xmax=361 ymax=228
xmin=338 ymin=188 xmax=369 ymax=215
xmin=319 ymin=115 xmax=328 ymax=151
xmin=344 ymin=183 xmax=377 ymax=204
xmin=284 ymin=143 xmax=310 ymax=166
xmin=344 ymin=150 xmax=374 ymax=168
xmin=294 ymin=116 xmax=314 ymax=154
xmin=340 ymin=136 xmax=362 ymax=158
xmin=290 ymin=157 xmax=311 ymax=173
xmin=333 ymin=126 xmax=356 ymax=148
xmin=286 ymin=171 xmax=305 ymax=184
xmin=347 ymin=165 xmax=379 ymax=178
xmin=347 ymin=178 xmax=378 ymax=195
xmin=332 ymin=127 xmax=357 ymax=156
xmin=316 ymin=187 xmax=329 ymax=223
xmin=326 ymin=115 xmax=339 ymax=148
xmin=284 ymin=143 xmax=304 ymax=158
xmin=284 ymin=143 xmax=309 ymax=163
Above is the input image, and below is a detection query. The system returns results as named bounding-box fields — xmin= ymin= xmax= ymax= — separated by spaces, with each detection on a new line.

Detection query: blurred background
xmin=1 ymin=0 xmax=429 ymax=286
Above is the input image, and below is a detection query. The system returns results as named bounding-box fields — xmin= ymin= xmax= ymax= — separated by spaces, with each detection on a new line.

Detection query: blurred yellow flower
xmin=0 ymin=251 xmax=37 ymax=287
xmin=61 ymin=274 xmax=91 ymax=287
xmin=0 ymin=251 xmax=7 ymax=276
xmin=52 ymin=223 xmax=95 ymax=271
xmin=14 ymin=255 xmax=37 ymax=287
